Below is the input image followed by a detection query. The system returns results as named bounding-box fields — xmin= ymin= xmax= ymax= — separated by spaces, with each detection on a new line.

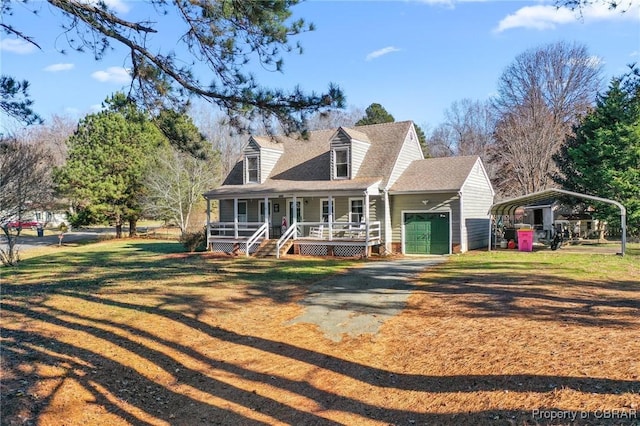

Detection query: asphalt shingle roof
xmin=208 ymin=121 xmax=414 ymax=198
xmin=390 ymin=156 xmax=480 ymax=193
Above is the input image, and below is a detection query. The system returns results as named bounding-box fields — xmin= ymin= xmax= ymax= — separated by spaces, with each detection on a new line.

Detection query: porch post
xmin=292 ymin=195 xmax=298 ymax=239
xmin=328 ymin=195 xmax=333 ymax=241
xmin=206 ymin=198 xmax=211 ymax=250
xmin=264 ymin=196 xmax=270 ymax=239
xmin=234 ymin=198 xmax=239 ymax=239
xmin=364 ymin=191 xmax=370 ymax=257
xmin=383 ymin=189 xmax=392 ymax=254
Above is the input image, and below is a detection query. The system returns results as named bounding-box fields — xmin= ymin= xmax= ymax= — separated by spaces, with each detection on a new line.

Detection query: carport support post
xmin=621 ymin=211 xmax=626 ymax=256
xmin=488 ymin=214 xmax=493 ymax=252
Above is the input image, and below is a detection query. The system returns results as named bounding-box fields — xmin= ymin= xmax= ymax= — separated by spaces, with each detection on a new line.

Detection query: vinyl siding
xmin=460 ymin=160 xmax=494 ymax=250
xmin=390 ymin=193 xmax=460 ymax=246
xmin=387 ymin=127 xmax=424 ymax=189
xmin=351 ymin=139 xmax=371 ymax=177
xmin=260 ymin=148 xmax=282 ymax=182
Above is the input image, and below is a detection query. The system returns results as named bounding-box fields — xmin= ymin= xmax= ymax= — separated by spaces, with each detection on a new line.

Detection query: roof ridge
xmin=353 ymin=120 xmax=413 ymax=130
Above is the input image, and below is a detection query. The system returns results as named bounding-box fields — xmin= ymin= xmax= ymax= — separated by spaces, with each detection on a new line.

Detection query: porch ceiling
xmin=204 ymin=178 xmax=382 ymax=200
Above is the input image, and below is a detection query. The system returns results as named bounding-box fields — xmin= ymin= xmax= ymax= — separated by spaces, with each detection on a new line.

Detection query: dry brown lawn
xmin=2 ymin=240 xmax=639 ymax=425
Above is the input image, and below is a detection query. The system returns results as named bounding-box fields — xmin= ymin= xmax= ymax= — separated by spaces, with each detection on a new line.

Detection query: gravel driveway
xmin=287 ymin=257 xmax=447 ymax=341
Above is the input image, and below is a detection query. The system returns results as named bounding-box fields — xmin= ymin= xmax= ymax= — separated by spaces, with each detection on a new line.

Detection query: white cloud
xmin=0 ymin=38 xmax=37 ymax=54
xmin=366 ymin=46 xmax=402 ymax=61
xmin=104 ymin=0 xmax=130 ymax=13
xmin=91 ymin=67 xmax=131 ymax=84
xmin=44 ymin=63 xmax=75 ymax=72
xmin=494 ymin=2 xmax=640 ymax=32
xmin=79 ymin=0 xmax=130 ymax=13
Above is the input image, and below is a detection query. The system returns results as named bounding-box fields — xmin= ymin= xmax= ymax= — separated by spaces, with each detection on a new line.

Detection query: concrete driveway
xmin=287 ymin=257 xmax=447 ymax=341
xmin=3 ymin=228 xmax=115 ymax=252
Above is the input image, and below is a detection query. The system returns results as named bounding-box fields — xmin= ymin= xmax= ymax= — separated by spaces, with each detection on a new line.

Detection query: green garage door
xmin=404 ymin=212 xmax=450 ymax=255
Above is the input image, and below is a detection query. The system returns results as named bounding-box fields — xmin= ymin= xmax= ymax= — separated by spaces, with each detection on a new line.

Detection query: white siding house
xmin=204 ymin=122 xmax=494 ymax=257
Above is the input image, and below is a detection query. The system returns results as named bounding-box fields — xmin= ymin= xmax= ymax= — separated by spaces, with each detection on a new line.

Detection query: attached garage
xmin=403 ymin=212 xmax=451 ymax=255
xmin=389 ymin=156 xmax=495 ymax=255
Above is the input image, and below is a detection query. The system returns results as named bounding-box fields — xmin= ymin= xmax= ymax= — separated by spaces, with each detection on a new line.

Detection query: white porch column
xmin=206 ymin=198 xmax=211 ymax=250
xmin=233 ymin=198 xmax=239 ymax=239
xmin=328 ymin=195 xmax=333 ymax=241
xmin=383 ymin=189 xmax=392 ymax=253
xmin=364 ymin=191 xmax=370 ymax=254
xmin=264 ymin=196 xmax=270 ymax=239
xmin=292 ymin=195 xmax=298 ymax=239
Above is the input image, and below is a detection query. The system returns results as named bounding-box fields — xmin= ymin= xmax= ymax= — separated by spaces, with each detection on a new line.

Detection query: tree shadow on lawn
xmin=3 ymin=291 xmax=639 ymax=425
xmin=413 ymin=260 xmax=640 ymax=327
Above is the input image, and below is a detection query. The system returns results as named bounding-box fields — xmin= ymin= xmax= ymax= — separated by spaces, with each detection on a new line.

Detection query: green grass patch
xmin=3 ymin=239 xmax=357 ymax=301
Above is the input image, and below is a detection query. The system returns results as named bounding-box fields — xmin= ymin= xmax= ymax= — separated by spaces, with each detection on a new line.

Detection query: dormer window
xmin=333 ymin=148 xmax=349 ymax=179
xmin=246 ymin=155 xmax=259 ymax=183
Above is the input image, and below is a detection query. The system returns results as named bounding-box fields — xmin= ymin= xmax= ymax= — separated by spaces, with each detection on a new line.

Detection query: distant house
xmin=203 ymin=121 xmax=495 ymax=257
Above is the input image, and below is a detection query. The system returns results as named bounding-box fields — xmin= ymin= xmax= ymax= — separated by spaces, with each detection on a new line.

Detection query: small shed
xmin=489 ymin=188 xmax=627 ymax=256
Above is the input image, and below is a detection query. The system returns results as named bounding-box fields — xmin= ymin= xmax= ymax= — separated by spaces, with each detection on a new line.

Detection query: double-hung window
xmin=246 ymin=155 xmax=259 ymax=183
xmin=321 ymin=199 xmax=335 ymax=222
xmin=333 ymin=148 xmax=349 ymax=179
xmin=350 ymin=198 xmax=364 ymax=223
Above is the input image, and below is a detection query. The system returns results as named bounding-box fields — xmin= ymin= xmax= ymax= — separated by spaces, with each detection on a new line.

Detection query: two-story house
xmin=203 ymin=121 xmax=495 ymax=257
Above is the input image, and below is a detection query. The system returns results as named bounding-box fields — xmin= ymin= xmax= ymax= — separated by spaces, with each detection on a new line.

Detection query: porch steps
xmin=254 ymin=239 xmax=293 ymax=258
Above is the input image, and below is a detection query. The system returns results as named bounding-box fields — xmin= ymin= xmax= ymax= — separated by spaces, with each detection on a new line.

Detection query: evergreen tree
xmin=355 ymin=103 xmax=395 ymax=126
xmin=554 ymin=68 xmax=640 ymax=236
xmin=356 ymin=102 xmax=428 ymax=155
xmin=1 ymin=0 xmax=343 ymax=133
xmin=55 ymin=93 xmax=164 ymax=237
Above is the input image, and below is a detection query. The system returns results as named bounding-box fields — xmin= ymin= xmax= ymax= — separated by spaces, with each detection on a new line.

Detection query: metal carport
xmin=489 ymin=188 xmax=627 ymax=256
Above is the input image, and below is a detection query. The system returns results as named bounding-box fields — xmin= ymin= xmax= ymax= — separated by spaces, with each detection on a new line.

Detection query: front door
xmin=404 ymin=212 xmax=450 ymax=255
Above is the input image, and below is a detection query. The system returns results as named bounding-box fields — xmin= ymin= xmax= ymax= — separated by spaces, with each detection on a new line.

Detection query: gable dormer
xmin=242 ymin=136 xmax=283 ymax=184
xmin=329 ymin=128 xmax=371 ymax=180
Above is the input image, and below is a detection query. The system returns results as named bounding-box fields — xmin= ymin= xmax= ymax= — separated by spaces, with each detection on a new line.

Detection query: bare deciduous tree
xmin=427 ymin=99 xmax=496 ymax=157
xmin=20 ymin=114 xmax=77 ymax=166
xmin=492 ymin=41 xmax=602 ymax=197
xmin=0 ymin=138 xmax=55 ymax=265
xmin=304 ymin=107 xmax=365 ymax=131
xmin=142 ymin=145 xmax=221 ymax=235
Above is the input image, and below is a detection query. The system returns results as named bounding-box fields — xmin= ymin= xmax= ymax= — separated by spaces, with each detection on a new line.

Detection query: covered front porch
xmin=204 ymin=189 xmax=385 ymax=258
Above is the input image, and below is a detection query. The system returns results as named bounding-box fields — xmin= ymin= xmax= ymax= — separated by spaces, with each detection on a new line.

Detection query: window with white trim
xmin=333 ymin=148 xmax=349 ymax=179
xmin=320 ymin=199 xmax=335 ymax=222
xmin=350 ymin=198 xmax=364 ymax=223
xmin=245 ymin=155 xmax=259 ymax=183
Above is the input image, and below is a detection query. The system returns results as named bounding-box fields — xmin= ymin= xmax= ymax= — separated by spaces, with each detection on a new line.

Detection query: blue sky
xmin=1 ymin=0 xmax=639 ymax=133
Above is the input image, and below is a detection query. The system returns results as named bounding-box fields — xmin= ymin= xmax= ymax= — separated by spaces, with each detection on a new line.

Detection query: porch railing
xmin=208 ymin=221 xmax=381 ymax=256
xmin=245 ymin=222 xmax=268 ymax=257
xmin=276 ymin=223 xmax=298 ymax=259
xmin=208 ymin=221 xmax=265 ymax=239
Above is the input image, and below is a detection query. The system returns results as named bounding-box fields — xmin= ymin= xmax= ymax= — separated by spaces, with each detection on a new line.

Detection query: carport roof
xmin=490 ymin=188 xmax=626 ymax=216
